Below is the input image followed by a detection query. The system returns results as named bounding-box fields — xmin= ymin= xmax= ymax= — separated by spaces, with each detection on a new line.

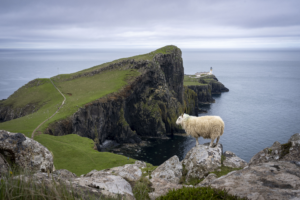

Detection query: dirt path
xmin=31 ymin=78 xmax=66 ymax=139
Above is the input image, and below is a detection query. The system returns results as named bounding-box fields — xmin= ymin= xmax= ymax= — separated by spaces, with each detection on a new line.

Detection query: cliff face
xmin=45 ymin=47 xmax=198 ymax=145
xmin=0 ymin=103 xmax=40 ymax=122
xmin=187 ymin=75 xmax=229 ymax=104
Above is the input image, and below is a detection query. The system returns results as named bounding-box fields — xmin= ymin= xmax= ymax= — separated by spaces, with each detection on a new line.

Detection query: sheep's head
xmin=176 ymin=113 xmax=189 ymax=125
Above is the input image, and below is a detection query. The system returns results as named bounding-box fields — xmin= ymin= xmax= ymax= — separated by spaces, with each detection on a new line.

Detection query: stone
xmin=85 ymin=160 xmax=146 ymax=182
xmin=0 ymin=130 xmax=53 ymax=173
xmin=209 ymin=161 xmax=300 ymax=200
xmin=223 ymin=151 xmax=248 ymax=168
xmin=151 ymin=155 xmax=182 ymax=184
xmin=72 ymin=175 xmax=134 ymax=199
xmin=182 ymin=143 xmax=222 ymax=180
xmin=249 ymin=133 xmax=300 ymax=166
xmin=52 ymin=169 xmax=77 ymax=179
xmin=149 ymin=177 xmax=182 ymax=200
xmin=197 ymin=173 xmax=217 ymax=187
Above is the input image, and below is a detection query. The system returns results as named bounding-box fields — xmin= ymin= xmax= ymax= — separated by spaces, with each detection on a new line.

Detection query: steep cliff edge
xmin=184 ymin=74 xmax=229 ymax=105
xmin=43 ymin=46 xmax=198 ymax=145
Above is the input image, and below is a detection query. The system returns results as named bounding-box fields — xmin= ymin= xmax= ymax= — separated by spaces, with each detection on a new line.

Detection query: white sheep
xmin=176 ymin=113 xmax=224 ymax=147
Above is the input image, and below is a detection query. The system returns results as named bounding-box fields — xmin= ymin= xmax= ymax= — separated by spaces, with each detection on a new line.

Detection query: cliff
xmin=42 ymin=46 xmax=198 ymax=145
xmin=184 ymin=74 xmax=229 ymax=105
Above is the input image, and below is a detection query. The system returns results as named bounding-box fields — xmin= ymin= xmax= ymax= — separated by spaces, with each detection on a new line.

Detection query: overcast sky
xmin=1 ymin=0 xmax=300 ymax=49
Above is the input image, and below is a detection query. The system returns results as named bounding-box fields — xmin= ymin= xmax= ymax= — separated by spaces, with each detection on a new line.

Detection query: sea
xmin=1 ymin=48 xmax=300 ymax=165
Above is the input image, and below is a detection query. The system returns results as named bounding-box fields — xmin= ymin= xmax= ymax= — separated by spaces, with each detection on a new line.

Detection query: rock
xmin=73 ymin=175 xmax=134 ymax=199
xmin=52 ymin=169 xmax=77 ymax=179
xmin=0 ymin=130 xmax=53 ymax=173
xmin=249 ymin=133 xmax=300 ymax=166
xmin=209 ymin=161 xmax=300 ymax=200
xmin=0 ymin=153 xmax=9 ymax=177
xmin=151 ymin=155 xmax=182 ymax=184
xmin=182 ymin=143 xmax=222 ymax=181
xmin=223 ymin=151 xmax=248 ymax=168
xmin=85 ymin=160 xmax=146 ymax=182
xmin=197 ymin=173 xmax=217 ymax=187
xmin=149 ymin=177 xmax=183 ymax=200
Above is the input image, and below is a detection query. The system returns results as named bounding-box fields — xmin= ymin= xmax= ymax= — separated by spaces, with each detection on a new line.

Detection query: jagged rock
xmin=209 ymin=161 xmax=300 ymax=200
xmin=16 ymin=171 xmax=134 ymax=200
xmin=249 ymin=133 xmax=300 ymax=166
xmin=52 ymin=169 xmax=77 ymax=179
xmin=149 ymin=177 xmax=183 ymax=200
xmin=151 ymin=155 xmax=182 ymax=184
xmin=197 ymin=173 xmax=217 ymax=187
xmin=0 ymin=130 xmax=53 ymax=173
xmin=73 ymin=175 xmax=134 ymax=199
xmin=182 ymin=143 xmax=223 ymax=181
xmin=85 ymin=160 xmax=146 ymax=182
xmin=223 ymin=151 xmax=248 ymax=168
xmin=0 ymin=153 xmax=9 ymax=177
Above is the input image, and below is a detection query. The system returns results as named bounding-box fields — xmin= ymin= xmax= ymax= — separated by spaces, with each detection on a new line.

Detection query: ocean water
xmin=1 ymin=48 xmax=300 ymax=165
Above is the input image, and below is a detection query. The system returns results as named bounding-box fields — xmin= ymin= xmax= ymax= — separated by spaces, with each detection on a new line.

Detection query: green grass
xmin=183 ymin=75 xmax=207 ymax=86
xmin=0 ymin=45 xmax=178 ymax=176
xmin=35 ymin=134 xmax=136 ymax=176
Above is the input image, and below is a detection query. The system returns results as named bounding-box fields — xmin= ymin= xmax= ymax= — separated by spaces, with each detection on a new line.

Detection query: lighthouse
xmin=209 ymin=67 xmax=213 ymax=75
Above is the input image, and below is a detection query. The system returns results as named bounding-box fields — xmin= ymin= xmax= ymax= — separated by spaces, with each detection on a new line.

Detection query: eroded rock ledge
xmin=1 ymin=131 xmax=299 ymax=199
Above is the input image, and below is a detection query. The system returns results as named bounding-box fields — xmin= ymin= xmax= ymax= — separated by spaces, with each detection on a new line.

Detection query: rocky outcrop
xmin=151 ymin=155 xmax=182 ymax=184
xmin=223 ymin=151 xmax=248 ymax=168
xmin=187 ymin=84 xmax=215 ymax=104
xmin=182 ymin=143 xmax=223 ymax=181
xmin=85 ymin=160 xmax=146 ymax=182
xmin=249 ymin=133 xmax=300 ymax=166
xmin=45 ymin=46 xmax=198 ymax=146
xmin=149 ymin=177 xmax=183 ymax=200
xmin=0 ymin=130 xmax=53 ymax=173
xmin=209 ymin=161 xmax=300 ymax=200
xmin=187 ymin=75 xmax=229 ymax=105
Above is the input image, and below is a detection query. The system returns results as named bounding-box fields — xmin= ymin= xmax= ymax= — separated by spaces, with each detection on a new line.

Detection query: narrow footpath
xmin=31 ymin=78 xmax=66 ymax=139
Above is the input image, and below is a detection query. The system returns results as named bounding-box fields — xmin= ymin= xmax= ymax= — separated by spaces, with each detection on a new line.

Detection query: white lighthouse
xmin=209 ymin=67 xmax=213 ymax=75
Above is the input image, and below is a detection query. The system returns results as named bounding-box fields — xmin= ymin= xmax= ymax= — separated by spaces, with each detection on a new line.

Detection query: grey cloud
xmin=0 ymin=0 xmax=300 ymax=49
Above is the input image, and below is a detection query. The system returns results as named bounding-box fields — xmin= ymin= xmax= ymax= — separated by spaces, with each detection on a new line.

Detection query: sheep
xmin=176 ymin=113 xmax=224 ymax=148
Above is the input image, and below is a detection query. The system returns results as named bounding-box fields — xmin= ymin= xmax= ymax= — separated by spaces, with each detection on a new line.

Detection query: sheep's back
xmin=190 ymin=116 xmax=224 ymax=138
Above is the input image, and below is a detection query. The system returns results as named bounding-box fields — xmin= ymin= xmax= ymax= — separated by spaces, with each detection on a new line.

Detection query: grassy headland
xmin=0 ymin=45 xmax=178 ymax=175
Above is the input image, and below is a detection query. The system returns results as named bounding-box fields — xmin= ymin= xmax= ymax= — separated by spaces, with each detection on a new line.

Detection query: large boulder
xmin=151 ymin=155 xmax=182 ymax=184
xmin=149 ymin=177 xmax=183 ymax=200
xmin=182 ymin=143 xmax=223 ymax=180
xmin=72 ymin=174 xmax=134 ymax=199
xmin=85 ymin=160 xmax=146 ymax=182
xmin=249 ymin=133 xmax=300 ymax=166
xmin=0 ymin=130 xmax=53 ymax=173
xmin=223 ymin=151 xmax=248 ymax=168
xmin=209 ymin=161 xmax=300 ymax=200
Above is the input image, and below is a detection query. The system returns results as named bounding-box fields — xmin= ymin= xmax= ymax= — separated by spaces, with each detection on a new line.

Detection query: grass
xmin=35 ymin=134 xmax=136 ymax=176
xmin=157 ymin=186 xmax=248 ymax=200
xmin=0 ymin=45 xmax=178 ymax=176
xmin=183 ymin=75 xmax=207 ymax=86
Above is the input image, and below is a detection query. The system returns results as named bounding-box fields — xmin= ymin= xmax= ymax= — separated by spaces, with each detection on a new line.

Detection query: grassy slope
xmin=0 ymin=45 xmax=178 ymax=174
xmin=35 ymin=134 xmax=135 ymax=176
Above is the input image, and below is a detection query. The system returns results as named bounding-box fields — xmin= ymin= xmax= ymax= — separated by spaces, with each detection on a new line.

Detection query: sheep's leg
xmin=195 ymin=137 xmax=199 ymax=146
xmin=215 ymin=136 xmax=220 ymax=147
xmin=209 ymin=138 xmax=215 ymax=148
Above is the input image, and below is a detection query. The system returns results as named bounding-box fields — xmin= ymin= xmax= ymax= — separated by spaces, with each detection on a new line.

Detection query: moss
xmin=280 ymin=142 xmax=292 ymax=159
xmin=210 ymin=166 xmax=242 ymax=178
xmin=267 ymin=148 xmax=273 ymax=154
xmin=118 ymin=108 xmax=129 ymax=127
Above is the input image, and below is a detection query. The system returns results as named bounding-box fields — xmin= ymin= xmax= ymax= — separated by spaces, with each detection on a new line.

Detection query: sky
xmin=1 ymin=0 xmax=300 ymax=49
